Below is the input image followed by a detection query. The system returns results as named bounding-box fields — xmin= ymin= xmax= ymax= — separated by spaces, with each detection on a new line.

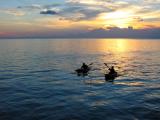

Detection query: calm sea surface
xmin=0 ymin=39 xmax=160 ymax=120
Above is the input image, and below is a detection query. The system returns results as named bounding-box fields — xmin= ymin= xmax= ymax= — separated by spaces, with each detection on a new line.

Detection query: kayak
xmin=75 ymin=68 xmax=90 ymax=75
xmin=75 ymin=68 xmax=90 ymax=73
xmin=105 ymin=72 xmax=118 ymax=81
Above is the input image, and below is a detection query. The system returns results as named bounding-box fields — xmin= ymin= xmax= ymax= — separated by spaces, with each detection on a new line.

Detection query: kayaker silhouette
xmin=75 ymin=63 xmax=91 ymax=76
xmin=108 ymin=66 xmax=116 ymax=74
xmin=81 ymin=63 xmax=89 ymax=71
xmin=104 ymin=63 xmax=118 ymax=80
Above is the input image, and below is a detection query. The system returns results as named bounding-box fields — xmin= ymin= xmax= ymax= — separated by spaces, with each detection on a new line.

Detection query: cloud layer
xmin=0 ymin=0 xmax=160 ymax=38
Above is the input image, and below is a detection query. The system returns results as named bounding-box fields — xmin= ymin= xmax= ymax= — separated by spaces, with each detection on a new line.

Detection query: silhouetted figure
xmin=108 ymin=66 xmax=116 ymax=74
xmin=105 ymin=66 xmax=118 ymax=81
xmin=81 ymin=63 xmax=89 ymax=71
xmin=75 ymin=63 xmax=90 ymax=76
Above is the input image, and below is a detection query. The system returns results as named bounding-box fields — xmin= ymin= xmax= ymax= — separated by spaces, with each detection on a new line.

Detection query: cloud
xmin=1 ymin=0 xmax=159 ymax=38
xmin=58 ymin=6 xmax=109 ymax=21
xmin=43 ymin=4 xmax=62 ymax=9
xmin=14 ymin=0 xmax=159 ymax=23
xmin=17 ymin=4 xmax=61 ymax=15
xmin=0 ymin=31 xmax=15 ymax=37
xmin=0 ymin=9 xmax=25 ymax=16
xmin=36 ymin=0 xmax=160 ymax=30
xmin=1 ymin=27 xmax=160 ymax=38
xmin=133 ymin=17 xmax=143 ymax=22
xmin=66 ymin=0 xmax=130 ymax=10
xmin=144 ymin=0 xmax=160 ymax=4
xmin=76 ymin=27 xmax=160 ymax=38
xmin=40 ymin=10 xmax=57 ymax=15
xmin=17 ymin=3 xmax=60 ymax=10
xmin=38 ymin=0 xmax=114 ymax=21
xmin=0 ymin=31 xmax=7 ymax=36
xmin=17 ymin=4 xmax=42 ymax=10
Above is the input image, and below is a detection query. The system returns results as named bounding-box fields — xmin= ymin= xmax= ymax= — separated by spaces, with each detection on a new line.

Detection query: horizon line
xmin=0 ymin=37 xmax=160 ymax=40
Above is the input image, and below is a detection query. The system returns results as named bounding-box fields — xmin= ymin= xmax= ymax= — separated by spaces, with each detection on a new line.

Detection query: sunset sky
xmin=0 ymin=0 xmax=160 ymax=38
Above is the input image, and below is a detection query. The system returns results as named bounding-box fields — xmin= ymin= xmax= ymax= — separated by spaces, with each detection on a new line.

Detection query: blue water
xmin=0 ymin=39 xmax=160 ymax=120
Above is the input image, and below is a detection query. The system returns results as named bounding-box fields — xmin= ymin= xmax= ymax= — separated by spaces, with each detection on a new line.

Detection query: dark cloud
xmin=59 ymin=8 xmax=104 ymax=21
xmin=1 ymin=27 xmax=160 ymax=39
xmin=77 ymin=27 xmax=160 ymax=39
xmin=17 ymin=4 xmax=42 ymax=10
xmin=40 ymin=10 xmax=57 ymax=15
xmin=56 ymin=4 xmax=113 ymax=21
xmin=35 ymin=1 xmax=113 ymax=21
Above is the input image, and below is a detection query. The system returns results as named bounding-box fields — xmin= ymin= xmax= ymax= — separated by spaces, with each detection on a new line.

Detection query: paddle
xmin=104 ymin=63 xmax=110 ymax=69
xmin=87 ymin=63 xmax=93 ymax=71
xmin=104 ymin=63 xmax=119 ymax=76
xmin=88 ymin=63 xmax=93 ymax=66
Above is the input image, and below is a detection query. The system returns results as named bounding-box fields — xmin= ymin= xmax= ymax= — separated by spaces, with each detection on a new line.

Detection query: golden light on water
xmin=115 ymin=40 xmax=128 ymax=52
xmin=95 ymin=39 xmax=131 ymax=54
xmin=47 ymin=39 xmax=160 ymax=57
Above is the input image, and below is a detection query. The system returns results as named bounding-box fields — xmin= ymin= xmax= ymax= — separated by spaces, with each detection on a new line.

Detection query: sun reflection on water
xmin=115 ymin=40 xmax=128 ymax=52
xmin=97 ymin=39 xmax=138 ymax=54
xmin=115 ymin=82 xmax=144 ymax=87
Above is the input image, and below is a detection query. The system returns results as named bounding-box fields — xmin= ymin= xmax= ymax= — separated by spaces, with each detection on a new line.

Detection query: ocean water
xmin=0 ymin=39 xmax=160 ymax=120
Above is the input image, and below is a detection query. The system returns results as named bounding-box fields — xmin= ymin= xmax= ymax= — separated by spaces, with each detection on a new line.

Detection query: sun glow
xmin=100 ymin=11 xmax=133 ymax=28
xmin=105 ymin=11 xmax=131 ymax=19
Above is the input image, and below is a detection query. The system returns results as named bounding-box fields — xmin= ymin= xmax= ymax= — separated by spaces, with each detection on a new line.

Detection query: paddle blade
xmin=89 ymin=63 xmax=93 ymax=66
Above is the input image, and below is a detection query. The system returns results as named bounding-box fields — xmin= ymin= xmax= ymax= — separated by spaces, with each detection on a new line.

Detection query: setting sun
xmin=100 ymin=11 xmax=133 ymax=28
xmin=105 ymin=11 xmax=131 ymax=19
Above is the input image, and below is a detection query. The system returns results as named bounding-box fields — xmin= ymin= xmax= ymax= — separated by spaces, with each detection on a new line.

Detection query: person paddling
xmin=108 ymin=66 xmax=116 ymax=75
xmin=104 ymin=63 xmax=118 ymax=80
xmin=81 ymin=63 xmax=89 ymax=71
xmin=75 ymin=63 xmax=91 ymax=76
xmin=104 ymin=63 xmax=117 ymax=75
